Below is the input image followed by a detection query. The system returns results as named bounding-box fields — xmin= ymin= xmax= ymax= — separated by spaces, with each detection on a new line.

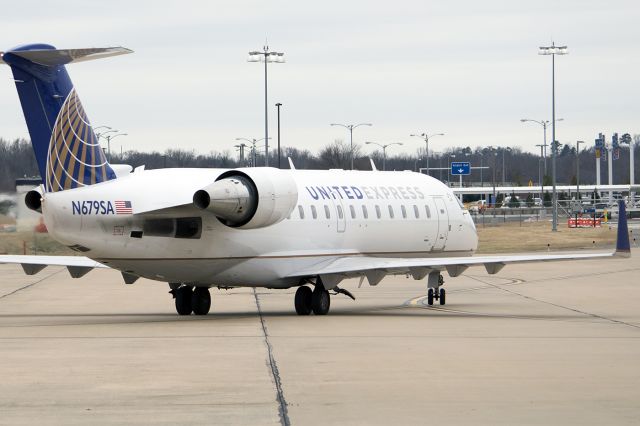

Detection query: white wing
xmin=285 ymin=251 xmax=619 ymax=288
xmin=0 ymin=255 xmax=108 ymax=278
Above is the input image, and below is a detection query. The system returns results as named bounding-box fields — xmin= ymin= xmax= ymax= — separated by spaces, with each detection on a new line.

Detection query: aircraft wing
xmin=286 ymin=202 xmax=631 ymax=288
xmin=285 ymin=250 xmax=620 ymax=288
xmin=0 ymin=255 xmax=108 ymax=278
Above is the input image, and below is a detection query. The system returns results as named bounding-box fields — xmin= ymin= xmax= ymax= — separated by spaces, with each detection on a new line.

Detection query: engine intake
xmin=25 ymin=189 xmax=43 ymax=213
xmin=193 ymin=168 xmax=298 ymax=229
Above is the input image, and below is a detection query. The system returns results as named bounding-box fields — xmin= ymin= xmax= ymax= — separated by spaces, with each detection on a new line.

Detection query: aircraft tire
xmin=192 ymin=287 xmax=211 ymax=315
xmin=175 ymin=287 xmax=193 ymax=315
xmin=439 ymin=288 xmax=446 ymax=305
xmin=427 ymin=288 xmax=434 ymax=306
xmin=311 ymin=287 xmax=330 ymax=315
xmin=294 ymin=286 xmax=313 ymax=315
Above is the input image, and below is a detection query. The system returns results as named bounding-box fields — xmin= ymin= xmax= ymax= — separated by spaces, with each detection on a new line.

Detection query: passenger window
xmin=337 ymin=205 xmax=344 ymax=219
xmin=362 ymin=205 xmax=368 ymax=219
xmin=413 ymin=205 xmax=419 ymax=218
xmin=375 ymin=205 xmax=381 ymax=219
xmin=350 ymin=205 xmax=356 ymax=219
xmin=401 ymin=205 xmax=407 ymax=219
xmin=425 ymin=205 xmax=431 ymax=218
xmin=324 ymin=205 xmax=331 ymax=219
xmin=388 ymin=205 xmax=394 ymax=219
xmin=298 ymin=205 xmax=305 ymax=219
xmin=311 ymin=205 xmax=317 ymax=219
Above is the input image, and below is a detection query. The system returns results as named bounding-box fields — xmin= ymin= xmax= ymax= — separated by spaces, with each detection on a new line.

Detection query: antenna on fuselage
xmin=369 ymin=158 xmax=378 ymax=171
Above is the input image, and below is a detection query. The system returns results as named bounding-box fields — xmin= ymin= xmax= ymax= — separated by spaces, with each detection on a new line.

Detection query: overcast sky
xmin=1 ymin=0 xmax=638 ymax=160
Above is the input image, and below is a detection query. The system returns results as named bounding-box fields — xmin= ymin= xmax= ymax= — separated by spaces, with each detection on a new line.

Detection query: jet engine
xmin=25 ymin=187 xmax=44 ymax=213
xmin=193 ymin=168 xmax=298 ymax=229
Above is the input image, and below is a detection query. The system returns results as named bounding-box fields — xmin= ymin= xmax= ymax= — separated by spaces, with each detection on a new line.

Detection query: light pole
xmin=104 ymin=133 xmax=127 ymax=161
xmin=365 ymin=141 xmax=403 ymax=171
xmin=248 ymin=45 xmax=285 ymax=166
xmin=501 ymin=147 xmax=512 ymax=185
xmin=410 ymin=132 xmax=444 ymax=176
xmin=93 ymin=125 xmax=112 ymax=133
xmin=520 ymin=118 xmax=564 ymax=173
xmin=539 ymin=42 xmax=568 ymax=232
xmin=536 ymin=143 xmax=545 ymax=201
xmin=445 ymin=153 xmax=456 ymax=185
xmin=576 ymin=140 xmax=584 ymax=200
xmin=96 ymin=128 xmax=117 ymax=141
xmin=275 ymin=103 xmax=282 ymax=169
xmin=234 ymin=143 xmax=248 ymax=165
xmin=330 ymin=123 xmax=372 ymax=170
xmin=236 ymin=137 xmax=270 ymax=167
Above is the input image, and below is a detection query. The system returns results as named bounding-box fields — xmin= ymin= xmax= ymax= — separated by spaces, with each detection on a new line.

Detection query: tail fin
xmin=1 ymin=44 xmax=131 ymax=192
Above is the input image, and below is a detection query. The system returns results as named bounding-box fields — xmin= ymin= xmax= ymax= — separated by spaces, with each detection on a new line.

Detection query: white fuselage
xmin=41 ymin=168 xmax=478 ymax=288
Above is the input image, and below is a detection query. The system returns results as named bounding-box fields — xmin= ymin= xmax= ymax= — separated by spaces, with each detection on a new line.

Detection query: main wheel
xmin=294 ymin=286 xmax=313 ymax=315
xmin=427 ymin=288 xmax=434 ymax=306
xmin=439 ymin=288 xmax=446 ymax=305
xmin=192 ymin=287 xmax=211 ymax=315
xmin=311 ymin=286 xmax=330 ymax=315
xmin=175 ymin=287 xmax=193 ymax=315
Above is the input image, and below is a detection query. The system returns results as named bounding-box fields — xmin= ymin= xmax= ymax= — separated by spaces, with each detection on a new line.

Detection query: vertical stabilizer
xmin=1 ymin=44 xmax=131 ymax=192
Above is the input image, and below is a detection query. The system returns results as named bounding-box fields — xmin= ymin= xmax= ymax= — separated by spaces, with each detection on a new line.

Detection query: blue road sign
xmin=451 ymin=161 xmax=470 ymax=175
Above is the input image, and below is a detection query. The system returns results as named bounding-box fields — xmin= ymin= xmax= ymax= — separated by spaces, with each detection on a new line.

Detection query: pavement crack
xmin=253 ymin=288 xmax=291 ymax=426
xmin=0 ymin=268 xmax=65 ymax=300
xmin=466 ymin=275 xmax=640 ymax=330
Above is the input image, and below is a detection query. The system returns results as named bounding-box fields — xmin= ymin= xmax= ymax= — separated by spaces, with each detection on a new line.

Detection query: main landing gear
xmin=170 ymin=284 xmax=211 ymax=315
xmin=294 ymin=277 xmax=355 ymax=316
xmin=426 ymin=273 xmax=446 ymax=306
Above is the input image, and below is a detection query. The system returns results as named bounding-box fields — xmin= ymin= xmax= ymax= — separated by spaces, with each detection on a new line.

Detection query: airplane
xmin=0 ymin=44 xmax=631 ymax=316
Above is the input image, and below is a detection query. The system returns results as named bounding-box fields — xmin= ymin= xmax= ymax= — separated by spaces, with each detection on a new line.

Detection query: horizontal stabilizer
xmin=1 ymin=47 xmax=132 ymax=66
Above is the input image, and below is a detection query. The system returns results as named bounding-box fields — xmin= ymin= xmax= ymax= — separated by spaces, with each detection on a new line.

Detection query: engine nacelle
xmin=193 ymin=168 xmax=298 ymax=229
xmin=25 ymin=187 xmax=44 ymax=213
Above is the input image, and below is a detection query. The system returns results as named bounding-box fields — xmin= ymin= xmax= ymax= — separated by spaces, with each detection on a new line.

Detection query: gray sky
xmin=1 ymin=0 xmax=638 ymax=159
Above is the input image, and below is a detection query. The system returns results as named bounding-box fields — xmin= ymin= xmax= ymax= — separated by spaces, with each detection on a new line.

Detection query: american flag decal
xmin=115 ymin=201 xmax=133 ymax=214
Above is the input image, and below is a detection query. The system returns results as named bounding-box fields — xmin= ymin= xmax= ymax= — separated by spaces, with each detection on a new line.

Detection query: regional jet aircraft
xmin=0 ymin=45 xmax=631 ymax=316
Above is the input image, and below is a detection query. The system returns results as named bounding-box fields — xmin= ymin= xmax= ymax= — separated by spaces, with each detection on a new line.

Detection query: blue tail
xmin=1 ymin=44 xmax=130 ymax=192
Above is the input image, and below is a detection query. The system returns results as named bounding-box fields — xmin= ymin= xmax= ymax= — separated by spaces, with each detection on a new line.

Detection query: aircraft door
xmin=432 ymin=197 xmax=449 ymax=250
xmin=329 ymin=196 xmax=346 ymax=233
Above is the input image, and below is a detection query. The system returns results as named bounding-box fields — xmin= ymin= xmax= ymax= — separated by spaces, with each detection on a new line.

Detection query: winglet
xmin=615 ymin=200 xmax=631 ymax=257
xmin=288 ymin=157 xmax=296 ymax=170
xmin=370 ymin=158 xmax=378 ymax=171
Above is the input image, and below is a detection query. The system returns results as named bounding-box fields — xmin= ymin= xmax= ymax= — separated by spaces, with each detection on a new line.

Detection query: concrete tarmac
xmin=1 ymin=251 xmax=639 ymax=425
